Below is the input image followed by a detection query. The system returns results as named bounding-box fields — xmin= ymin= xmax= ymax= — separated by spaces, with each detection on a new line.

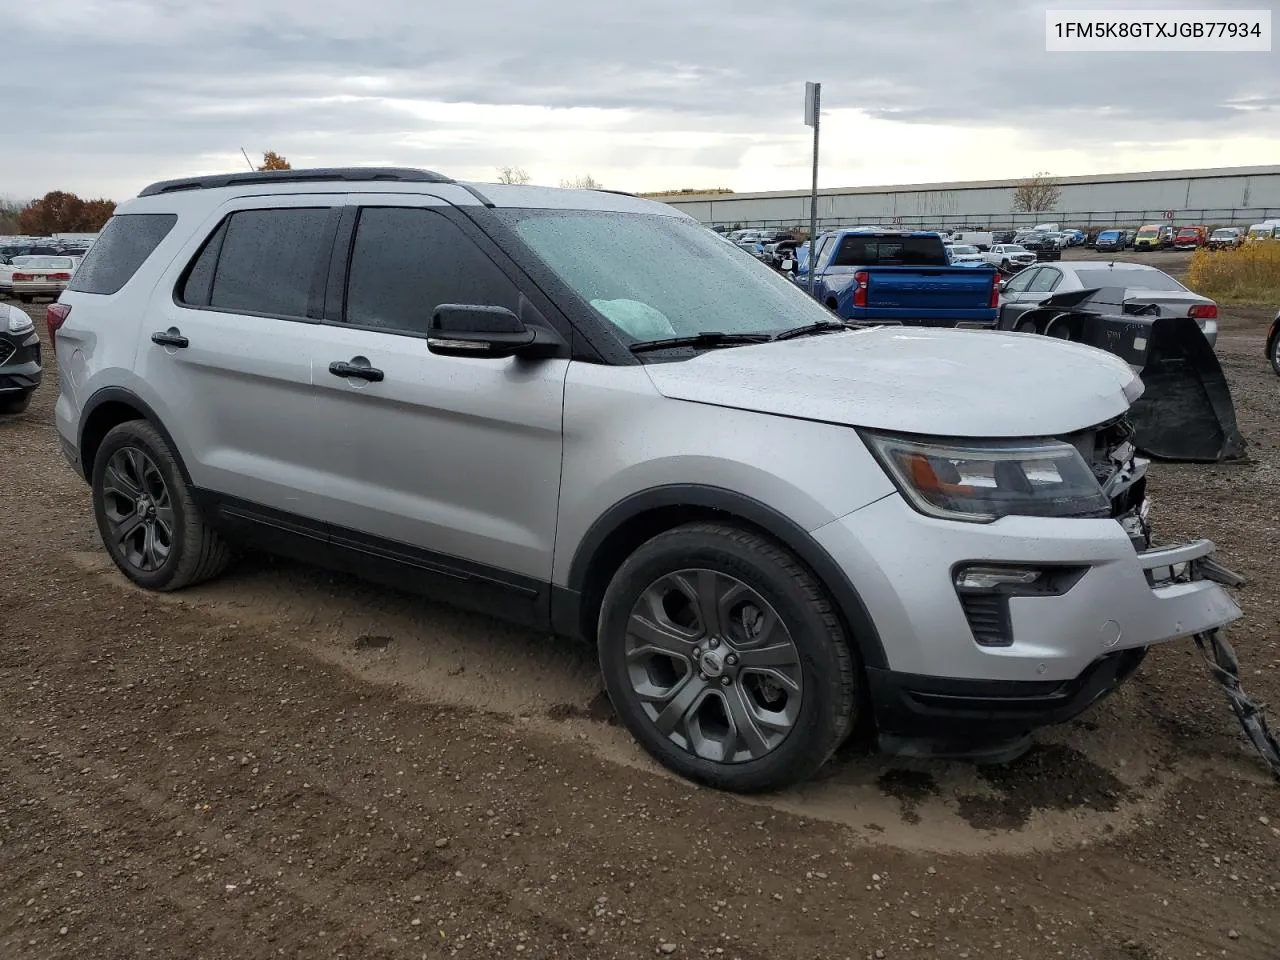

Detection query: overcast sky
xmin=4 ymin=0 xmax=1277 ymax=201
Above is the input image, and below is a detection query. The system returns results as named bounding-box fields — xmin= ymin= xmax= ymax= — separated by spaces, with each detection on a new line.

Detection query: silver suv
xmin=51 ymin=168 xmax=1241 ymax=792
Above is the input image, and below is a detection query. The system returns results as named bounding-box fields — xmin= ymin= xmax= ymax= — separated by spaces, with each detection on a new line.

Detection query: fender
xmin=562 ymin=484 xmax=888 ymax=670
xmin=78 ymin=386 xmax=194 ymax=485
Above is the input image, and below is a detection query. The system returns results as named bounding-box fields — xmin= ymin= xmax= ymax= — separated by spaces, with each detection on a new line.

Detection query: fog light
xmin=954 ymin=567 xmax=1043 ymax=591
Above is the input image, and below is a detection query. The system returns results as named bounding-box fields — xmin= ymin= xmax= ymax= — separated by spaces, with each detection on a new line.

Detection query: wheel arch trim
xmin=564 ymin=484 xmax=888 ymax=669
xmin=78 ymin=386 xmax=193 ymax=486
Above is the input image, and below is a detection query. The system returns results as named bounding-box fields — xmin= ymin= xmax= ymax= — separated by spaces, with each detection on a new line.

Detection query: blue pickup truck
xmin=787 ymin=229 xmax=1000 ymax=327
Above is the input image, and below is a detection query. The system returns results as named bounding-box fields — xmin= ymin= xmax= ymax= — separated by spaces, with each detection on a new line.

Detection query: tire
xmin=91 ymin=419 xmax=232 ymax=591
xmin=1000 ymin=259 xmax=1010 ymax=271
xmin=1269 ymin=331 xmax=1280 ymax=377
xmin=597 ymin=522 xmax=859 ymax=793
xmin=0 ymin=390 xmax=32 ymax=415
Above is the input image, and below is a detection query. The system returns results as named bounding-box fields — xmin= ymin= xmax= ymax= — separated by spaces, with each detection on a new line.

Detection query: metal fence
xmin=704 ymin=207 xmax=1280 ymax=233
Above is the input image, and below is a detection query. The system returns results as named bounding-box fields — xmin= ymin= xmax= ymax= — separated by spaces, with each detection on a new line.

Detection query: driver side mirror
xmin=427 ymin=304 xmax=564 ymax=360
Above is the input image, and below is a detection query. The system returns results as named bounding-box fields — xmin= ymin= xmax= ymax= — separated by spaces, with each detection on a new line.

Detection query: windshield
xmin=504 ymin=210 xmax=837 ymax=342
xmin=1098 ymin=231 xmax=1120 ymax=240
xmin=1211 ymin=229 xmax=1237 ymax=238
xmin=1136 ymin=227 xmax=1159 ymax=237
xmin=1003 ymin=244 xmax=1028 ymax=252
xmin=1073 ymin=268 xmax=1186 ymax=292
xmin=950 ymin=245 xmax=979 ymax=255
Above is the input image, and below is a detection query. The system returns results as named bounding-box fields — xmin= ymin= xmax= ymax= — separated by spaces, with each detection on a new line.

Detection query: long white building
xmin=655 ymin=165 xmax=1280 ymax=230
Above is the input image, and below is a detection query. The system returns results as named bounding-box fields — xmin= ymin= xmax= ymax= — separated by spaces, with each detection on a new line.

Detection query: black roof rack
xmin=137 ymin=167 xmax=454 ymax=198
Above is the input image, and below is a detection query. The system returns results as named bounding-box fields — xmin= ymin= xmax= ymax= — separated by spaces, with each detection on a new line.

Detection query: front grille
xmin=0 ymin=341 xmax=15 ymax=366
xmin=959 ymin=592 xmax=1012 ymax=647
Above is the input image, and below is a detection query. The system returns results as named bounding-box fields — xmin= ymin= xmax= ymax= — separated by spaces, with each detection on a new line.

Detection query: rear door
xmin=136 ymin=196 xmax=341 ymax=520
xmin=305 ymin=197 xmax=569 ymax=609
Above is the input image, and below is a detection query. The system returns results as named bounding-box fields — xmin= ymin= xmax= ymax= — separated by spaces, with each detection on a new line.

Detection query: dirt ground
xmin=2 ymin=271 xmax=1278 ymax=960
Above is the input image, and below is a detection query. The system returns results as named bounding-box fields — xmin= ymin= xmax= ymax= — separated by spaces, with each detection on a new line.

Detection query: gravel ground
xmin=1 ymin=274 xmax=1278 ymax=960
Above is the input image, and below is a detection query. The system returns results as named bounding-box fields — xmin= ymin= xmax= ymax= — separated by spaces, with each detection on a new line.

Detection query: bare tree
xmin=1012 ymin=172 xmax=1062 ymax=213
xmin=559 ymin=174 xmax=602 ymax=190
xmin=496 ymin=166 xmax=531 ymax=185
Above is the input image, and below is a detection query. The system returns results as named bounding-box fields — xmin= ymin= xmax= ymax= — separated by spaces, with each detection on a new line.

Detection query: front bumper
xmin=813 ymin=493 xmax=1241 ymax=684
xmin=814 ymin=495 xmax=1241 ymax=748
xmin=0 ymin=330 xmax=42 ymax=395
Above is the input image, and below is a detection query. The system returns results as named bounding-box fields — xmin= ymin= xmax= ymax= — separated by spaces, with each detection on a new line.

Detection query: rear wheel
xmin=1269 ymin=331 xmax=1280 ymax=377
xmin=91 ymin=420 xmax=232 ymax=591
xmin=597 ymin=523 xmax=859 ymax=793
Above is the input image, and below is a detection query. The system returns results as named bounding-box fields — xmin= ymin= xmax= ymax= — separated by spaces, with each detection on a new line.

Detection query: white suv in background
xmin=49 ymin=168 xmax=1242 ymax=792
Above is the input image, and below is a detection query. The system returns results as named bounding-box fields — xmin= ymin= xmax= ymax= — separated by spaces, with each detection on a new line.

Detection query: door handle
xmin=328 ymin=359 xmax=385 ymax=383
xmin=151 ymin=330 xmax=189 ymax=348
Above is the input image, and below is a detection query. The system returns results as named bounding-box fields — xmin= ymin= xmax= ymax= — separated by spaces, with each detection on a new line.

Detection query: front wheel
xmin=91 ymin=420 xmax=232 ymax=591
xmin=597 ymin=523 xmax=859 ymax=793
xmin=1269 ymin=332 xmax=1280 ymax=377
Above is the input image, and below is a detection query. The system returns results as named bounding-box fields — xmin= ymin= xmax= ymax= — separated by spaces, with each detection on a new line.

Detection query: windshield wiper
xmin=772 ymin=320 xmax=852 ymax=341
xmin=629 ymin=331 xmax=773 ymax=354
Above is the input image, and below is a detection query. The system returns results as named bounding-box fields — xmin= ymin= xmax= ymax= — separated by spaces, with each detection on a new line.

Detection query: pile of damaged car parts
xmin=1006 ymin=286 xmax=1246 ymax=464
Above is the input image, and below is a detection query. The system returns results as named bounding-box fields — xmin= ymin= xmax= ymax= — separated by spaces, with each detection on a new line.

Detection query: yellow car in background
xmin=1133 ymin=224 xmax=1174 ymax=251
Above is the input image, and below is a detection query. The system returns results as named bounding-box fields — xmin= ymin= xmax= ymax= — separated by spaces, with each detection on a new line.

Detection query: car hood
xmin=644 ymin=327 xmax=1143 ymax=437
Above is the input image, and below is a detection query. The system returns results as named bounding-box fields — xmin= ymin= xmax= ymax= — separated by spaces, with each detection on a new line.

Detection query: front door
xmin=307 ymin=198 xmax=568 ymax=617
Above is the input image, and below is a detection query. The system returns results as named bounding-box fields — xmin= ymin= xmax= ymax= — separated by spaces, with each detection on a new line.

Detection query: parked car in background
xmin=0 ymin=255 xmax=42 ymax=294
xmin=10 ymin=255 xmax=76 ymax=302
xmin=1133 ymin=224 xmax=1174 ymax=250
xmin=0 ymin=301 xmax=41 ymax=415
xmin=984 ymin=243 xmax=1037 ymax=271
xmin=1174 ymin=226 xmax=1208 ymax=250
xmin=1061 ymin=229 xmax=1086 ymax=247
xmin=945 ymin=243 xmax=987 ymax=266
xmin=1011 ymin=231 xmax=1062 ymax=261
xmin=1094 ymin=229 xmax=1125 ymax=253
xmin=763 ymin=238 xmax=800 ymax=268
xmin=1246 ymin=221 xmax=1280 ymax=242
xmin=950 ymin=231 xmax=993 ymax=251
xmin=1121 ymin=229 xmax=1137 ymax=249
xmin=787 ymin=228 xmax=999 ymax=326
xmin=991 ymin=229 xmax=1017 ymax=244
xmin=997 ymin=261 xmax=1219 ymax=346
xmin=1267 ymin=310 xmax=1280 ymax=376
xmin=1208 ymin=227 xmax=1243 ymax=250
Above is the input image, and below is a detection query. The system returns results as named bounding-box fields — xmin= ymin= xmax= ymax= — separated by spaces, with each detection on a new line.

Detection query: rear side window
xmin=344 ymin=207 xmax=519 ymax=335
xmin=178 ymin=208 xmax=332 ymax=317
xmin=831 ymin=235 xmax=947 ymax=267
xmin=66 ymin=213 xmax=176 ymax=295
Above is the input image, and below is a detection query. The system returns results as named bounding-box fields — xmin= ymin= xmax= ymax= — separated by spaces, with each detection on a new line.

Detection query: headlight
xmin=6 ymin=306 xmax=33 ymax=334
xmin=861 ymin=431 xmax=1110 ymax=523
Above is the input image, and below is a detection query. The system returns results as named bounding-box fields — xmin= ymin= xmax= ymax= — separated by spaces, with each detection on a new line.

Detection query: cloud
xmin=2 ymin=0 xmax=1276 ymax=201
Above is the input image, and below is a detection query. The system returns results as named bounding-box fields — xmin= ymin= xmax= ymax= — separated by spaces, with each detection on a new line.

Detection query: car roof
xmin=124 ymin=167 xmax=688 ymax=220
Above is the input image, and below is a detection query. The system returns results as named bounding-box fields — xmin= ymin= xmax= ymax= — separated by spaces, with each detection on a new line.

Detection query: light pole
xmin=804 ymin=82 xmax=821 ymax=296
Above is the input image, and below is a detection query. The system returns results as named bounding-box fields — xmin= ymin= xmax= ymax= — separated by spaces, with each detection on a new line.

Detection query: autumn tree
xmin=18 ymin=191 xmax=116 ymax=234
xmin=1012 ymin=172 xmax=1062 ymax=213
xmin=257 ymin=151 xmax=292 ymax=171
xmin=0 ymin=198 xmax=23 ymax=234
xmin=496 ymin=165 xmax=531 ymax=184
xmin=559 ymin=174 xmax=602 ymax=190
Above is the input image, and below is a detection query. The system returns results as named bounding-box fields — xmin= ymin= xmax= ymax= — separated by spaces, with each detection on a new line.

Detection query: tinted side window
xmin=831 ymin=235 xmax=947 ymax=267
xmin=345 ymin=207 xmax=519 ymax=334
xmin=177 ymin=220 xmax=227 ymax=307
xmin=1028 ymin=269 xmax=1061 ymax=293
xmin=209 ymin=208 xmax=331 ymax=318
xmin=66 ymin=213 xmax=177 ymax=295
xmin=1003 ymin=268 xmax=1037 ymax=293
